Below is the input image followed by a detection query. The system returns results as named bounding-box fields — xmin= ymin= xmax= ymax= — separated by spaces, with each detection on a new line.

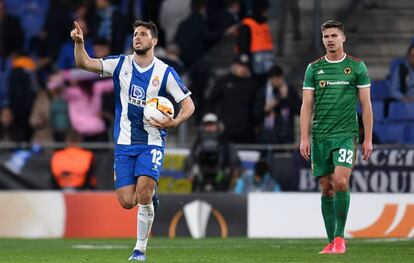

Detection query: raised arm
xmin=299 ymin=90 xmax=314 ymax=160
xmin=70 ymin=21 xmax=102 ymax=73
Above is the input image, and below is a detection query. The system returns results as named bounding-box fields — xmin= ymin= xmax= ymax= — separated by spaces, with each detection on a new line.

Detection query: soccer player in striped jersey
xmin=299 ymin=20 xmax=373 ymax=254
xmin=71 ymin=20 xmax=195 ymax=261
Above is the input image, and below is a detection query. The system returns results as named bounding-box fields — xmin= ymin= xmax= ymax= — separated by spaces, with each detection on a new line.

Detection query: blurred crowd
xmin=0 ymin=0 xmax=304 ymax=147
xmin=1 ymin=0 xmax=413 ymax=193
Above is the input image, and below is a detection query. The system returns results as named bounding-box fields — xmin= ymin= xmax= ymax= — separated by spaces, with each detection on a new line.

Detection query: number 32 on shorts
xmin=338 ymin=148 xmax=353 ymax=164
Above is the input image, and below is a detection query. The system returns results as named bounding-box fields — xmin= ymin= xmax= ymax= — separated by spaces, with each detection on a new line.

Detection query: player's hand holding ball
xmin=144 ymin=96 xmax=177 ymax=128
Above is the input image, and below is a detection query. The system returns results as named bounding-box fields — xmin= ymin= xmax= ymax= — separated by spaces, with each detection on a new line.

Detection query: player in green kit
xmin=299 ymin=20 xmax=373 ymax=254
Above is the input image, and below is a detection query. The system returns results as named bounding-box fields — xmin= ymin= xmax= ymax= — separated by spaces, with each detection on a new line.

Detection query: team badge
xmin=319 ymin=80 xmax=326 ymax=88
xmin=344 ymin=67 xmax=352 ymax=75
xmin=152 ymin=77 xmax=160 ymax=86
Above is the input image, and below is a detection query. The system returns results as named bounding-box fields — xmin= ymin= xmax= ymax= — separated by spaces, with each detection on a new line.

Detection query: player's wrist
xmin=171 ymin=119 xmax=180 ymax=128
xmin=363 ymin=138 xmax=372 ymax=144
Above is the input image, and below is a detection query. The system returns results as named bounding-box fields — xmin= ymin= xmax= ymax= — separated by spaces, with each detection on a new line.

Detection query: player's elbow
xmin=188 ymin=100 xmax=196 ymax=116
xmin=182 ymin=97 xmax=195 ymax=117
xmin=75 ymin=59 xmax=87 ymax=70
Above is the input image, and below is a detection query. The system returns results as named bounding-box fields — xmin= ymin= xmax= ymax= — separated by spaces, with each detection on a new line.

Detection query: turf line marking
xmin=72 ymin=245 xmax=129 ymax=250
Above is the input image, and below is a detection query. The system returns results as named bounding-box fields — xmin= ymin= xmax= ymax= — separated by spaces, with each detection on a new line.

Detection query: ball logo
xmin=319 ymin=80 xmax=326 ymax=88
xmin=169 ymin=200 xmax=228 ymax=239
xmin=131 ymin=84 xmax=145 ymax=99
xmin=348 ymin=204 xmax=414 ymax=238
xmin=152 ymin=77 xmax=160 ymax=87
xmin=344 ymin=67 xmax=352 ymax=75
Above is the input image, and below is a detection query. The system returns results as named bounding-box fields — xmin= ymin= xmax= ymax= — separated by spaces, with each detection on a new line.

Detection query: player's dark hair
xmin=321 ymin=20 xmax=344 ymax=33
xmin=268 ymin=65 xmax=284 ymax=78
xmin=132 ymin=20 xmax=159 ymax=39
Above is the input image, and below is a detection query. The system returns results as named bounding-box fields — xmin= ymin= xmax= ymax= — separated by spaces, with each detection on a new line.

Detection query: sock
xmin=134 ymin=202 xmax=154 ymax=253
xmin=321 ymin=195 xmax=336 ymax=243
xmin=334 ymin=191 xmax=350 ymax=238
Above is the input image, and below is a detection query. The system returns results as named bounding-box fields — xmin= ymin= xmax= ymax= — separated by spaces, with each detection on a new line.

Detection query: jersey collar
xmin=132 ymin=56 xmax=156 ymax=73
xmin=324 ymin=53 xmax=346 ymax=63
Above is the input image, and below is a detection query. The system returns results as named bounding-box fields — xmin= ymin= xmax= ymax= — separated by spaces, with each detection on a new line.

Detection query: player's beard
xmin=134 ymin=44 xmax=152 ymax=56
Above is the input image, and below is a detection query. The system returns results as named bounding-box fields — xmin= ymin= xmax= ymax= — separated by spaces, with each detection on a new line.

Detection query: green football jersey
xmin=303 ymin=54 xmax=370 ymax=138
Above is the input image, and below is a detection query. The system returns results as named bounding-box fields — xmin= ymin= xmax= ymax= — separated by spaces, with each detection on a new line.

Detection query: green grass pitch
xmin=0 ymin=238 xmax=413 ymax=262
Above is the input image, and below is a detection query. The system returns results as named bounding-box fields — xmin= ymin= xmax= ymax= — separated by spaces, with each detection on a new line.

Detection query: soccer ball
xmin=144 ymin=96 xmax=174 ymax=121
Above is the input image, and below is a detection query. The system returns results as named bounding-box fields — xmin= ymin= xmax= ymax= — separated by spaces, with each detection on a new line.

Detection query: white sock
xmin=134 ymin=202 xmax=154 ymax=253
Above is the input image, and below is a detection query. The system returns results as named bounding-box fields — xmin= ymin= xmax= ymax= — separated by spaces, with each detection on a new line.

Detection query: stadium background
xmin=0 ymin=0 xmax=413 ymax=261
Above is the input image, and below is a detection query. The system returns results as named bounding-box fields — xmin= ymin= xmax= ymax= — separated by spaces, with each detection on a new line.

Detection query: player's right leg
xmin=129 ymin=176 xmax=156 ymax=261
xmin=129 ymin=145 xmax=164 ymax=261
xmin=319 ymin=175 xmax=336 ymax=254
xmin=114 ymin=154 xmax=138 ymax=209
xmin=312 ymin=137 xmax=336 ymax=254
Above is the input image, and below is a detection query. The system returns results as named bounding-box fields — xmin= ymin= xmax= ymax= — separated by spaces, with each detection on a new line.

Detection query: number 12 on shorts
xmin=151 ymin=149 xmax=162 ymax=166
xmin=338 ymin=148 xmax=353 ymax=164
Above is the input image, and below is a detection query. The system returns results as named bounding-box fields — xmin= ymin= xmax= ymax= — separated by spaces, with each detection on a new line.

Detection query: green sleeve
xmin=303 ymin=64 xmax=315 ymax=89
xmin=356 ymin=61 xmax=371 ymax=87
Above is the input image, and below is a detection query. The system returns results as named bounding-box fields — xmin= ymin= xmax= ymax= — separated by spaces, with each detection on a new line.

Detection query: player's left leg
xmin=330 ymin=137 xmax=357 ymax=254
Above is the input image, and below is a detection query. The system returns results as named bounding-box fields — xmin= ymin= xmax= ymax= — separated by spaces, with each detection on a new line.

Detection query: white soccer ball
xmin=144 ymin=96 xmax=174 ymax=121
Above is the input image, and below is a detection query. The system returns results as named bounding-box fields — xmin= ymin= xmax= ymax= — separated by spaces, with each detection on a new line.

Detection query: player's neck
xmin=325 ymin=50 xmax=345 ymax=62
xmin=134 ymin=51 xmax=155 ymax=68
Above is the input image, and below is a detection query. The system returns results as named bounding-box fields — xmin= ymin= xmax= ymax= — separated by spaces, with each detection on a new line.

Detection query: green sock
xmin=334 ymin=191 xmax=350 ymax=238
xmin=321 ymin=196 xmax=336 ymax=243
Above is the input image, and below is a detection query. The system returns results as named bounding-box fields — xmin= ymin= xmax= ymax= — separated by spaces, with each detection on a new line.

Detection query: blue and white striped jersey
xmin=100 ymin=55 xmax=191 ymax=146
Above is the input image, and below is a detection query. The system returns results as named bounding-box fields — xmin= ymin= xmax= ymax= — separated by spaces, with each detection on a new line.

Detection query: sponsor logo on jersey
xmin=319 ymin=80 xmax=326 ymax=87
xmin=327 ymin=80 xmax=350 ymax=85
xmin=344 ymin=67 xmax=352 ymax=74
xmin=317 ymin=69 xmax=325 ymax=74
xmin=129 ymin=84 xmax=146 ymax=107
xmin=131 ymin=84 xmax=145 ymax=99
xmin=152 ymin=76 xmax=160 ymax=86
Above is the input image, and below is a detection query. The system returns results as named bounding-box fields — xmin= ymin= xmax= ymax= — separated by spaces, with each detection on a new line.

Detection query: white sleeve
xmin=166 ymin=69 xmax=191 ymax=103
xmin=99 ymin=56 xmax=121 ymax=77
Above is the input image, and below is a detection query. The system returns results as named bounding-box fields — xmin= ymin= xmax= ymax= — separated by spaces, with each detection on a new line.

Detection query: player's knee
xmin=118 ymin=195 xmax=136 ymax=209
xmin=320 ymin=181 xmax=335 ymax=196
xmin=334 ymin=180 xmax=349 ymax=192
xmin=321 ymin=188 xmax=335 ymax=197
xmin=137 ymin=191 xmax=152 ymax=205
xmin=136 ymin=181 xmax=155 ymax=205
